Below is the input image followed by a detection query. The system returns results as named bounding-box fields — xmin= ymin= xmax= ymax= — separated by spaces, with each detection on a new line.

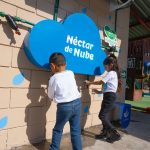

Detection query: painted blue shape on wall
xmin=0 ymin=116 xmax=8 ymax=128
xmin=12 ymin=73 xmax=25 ymax=85
xmin=81 ymin=8 xmax=87 ymax=14
xmin=24 ymin=13 xmax=106 ymax=75
xmin=118 ymin=48 xmax=121 ymax=53
xmin=108 ymin=15 xmax=112 ymax=20
xmin=84 ymin=106 xmax=89 ymax=113
xmin=98 ymin=94 xmax=103 ymax=97
xmin=103 ymin=83 xmax=107 ymax=92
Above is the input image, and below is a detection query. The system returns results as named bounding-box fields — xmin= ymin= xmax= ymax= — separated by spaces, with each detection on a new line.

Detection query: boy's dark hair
xmin=49 ymin=52 xmax=66 ymax=66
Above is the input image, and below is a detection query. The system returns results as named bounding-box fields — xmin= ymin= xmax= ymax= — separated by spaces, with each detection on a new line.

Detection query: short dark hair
xmin=103 ymin=54 xmax=119 ymax=77
xmin=103 ymin=54 xmax=117 ymax=66
xmin=103 ymin=57 xmax=114 ymax=66
xmin=49 ymin=52 xmax=66 ymax=66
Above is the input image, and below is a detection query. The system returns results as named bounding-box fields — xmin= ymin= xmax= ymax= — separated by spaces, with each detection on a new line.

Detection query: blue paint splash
xmin=81 ymin=8 xmax=87 ymax=14
xmin=103 ymin=83 xmax=107 ymax=91
xmin=109 ymin=15 xmax=112 ymax=20
xmin=84 ymin=106 xmax=89 ymax=113
xmin=0 ymin=116 xmax=8 ymax=128
xmin=98 ymin=94 xmax=103 ymax=97
xmin=12 ymin=73 xmax=25 ymax=85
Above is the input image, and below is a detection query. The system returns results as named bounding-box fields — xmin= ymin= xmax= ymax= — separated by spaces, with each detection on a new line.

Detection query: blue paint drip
xmin=119 ymin=48 xmax=121 ymax=53
xmin=109 ymin=15 xmax=112 ymax=20
xmin=81 ymin=8 xmax=87 ymax=14
xmin=98 ymin=94 xmax=103 ymax=97
xmin=103 ymin=83 xmax=107 ymax=92
xmin=0 ymin=116 xmax=8 ymax=128
xmin=84 ymin=106 xmax=89 ymax=113
xmin=12 ymin=73 xmax=25 ymax=85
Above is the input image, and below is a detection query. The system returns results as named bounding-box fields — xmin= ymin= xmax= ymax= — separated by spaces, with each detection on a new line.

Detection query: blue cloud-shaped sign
xmin=24 ymin=13 xmax=106 ymax=75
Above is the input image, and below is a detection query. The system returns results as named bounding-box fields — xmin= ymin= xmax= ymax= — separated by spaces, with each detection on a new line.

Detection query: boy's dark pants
xmin=49 ymin=99 xmax=82 ymax=150
xmin=99 ymin=92 xmax=116 ymax=132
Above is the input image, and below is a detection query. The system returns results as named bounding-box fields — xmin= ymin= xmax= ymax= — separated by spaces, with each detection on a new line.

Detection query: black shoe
xmin=95 ymin=130 xmax=107 ymax=139
xmin=106 ymin=130 xmax=121 ymax=143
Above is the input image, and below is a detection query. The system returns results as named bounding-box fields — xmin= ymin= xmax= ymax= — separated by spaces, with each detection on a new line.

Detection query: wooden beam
xmin=129 ymin=34 xmax=150 ymax=41
xmin=131 ymin=12 xmax=150 ymax=32
xmin=130 ymin=7 xmax=150 ymax=32
xmin=130 ymin=20 xmax=150 ymax=28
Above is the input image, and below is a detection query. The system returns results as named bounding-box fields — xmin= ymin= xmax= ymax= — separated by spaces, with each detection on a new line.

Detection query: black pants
xmin=99 ymin=92 xmax=116 ymax=131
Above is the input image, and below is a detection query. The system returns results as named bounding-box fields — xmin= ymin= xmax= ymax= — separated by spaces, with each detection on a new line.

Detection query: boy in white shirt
xmin=48 ymin=52 xmax=82 ymax=150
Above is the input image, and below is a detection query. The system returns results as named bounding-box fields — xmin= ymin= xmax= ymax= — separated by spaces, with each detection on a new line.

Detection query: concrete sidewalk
xmin=13 ymin=111 xmax=150 ymax=150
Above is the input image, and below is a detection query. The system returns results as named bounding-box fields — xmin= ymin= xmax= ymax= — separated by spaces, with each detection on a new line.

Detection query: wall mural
xmin=84 ymin=106 xmax=89 ymax=113
xmin=12 ymin=73 xmax=25 ymax=85
xmin=81 ymin=8 xmax=87 ymax=14
xmin=0 ymin=13 xmax=119 ymax=130
xmin=24 ymin=13 xmax=106 ymax=75
xmin=0 ymin=74 xmax=25 ymax=129
xmin=98 ymin=94 xmax=103 ymax=97
xmin=0 ymin=116 xmax=8 ymax=129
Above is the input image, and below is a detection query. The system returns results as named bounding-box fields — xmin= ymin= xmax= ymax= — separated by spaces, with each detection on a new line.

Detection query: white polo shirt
xmin=102 ymin=71 xmax=118 ymax=93
xmin=48 ymin=70 xmax=81 ymax=103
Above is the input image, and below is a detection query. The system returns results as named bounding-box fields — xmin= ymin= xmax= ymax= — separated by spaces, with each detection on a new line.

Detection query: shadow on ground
xmin=13 ymin=110 xmax=150 ymax=150
xmin=126 ymin=110 xmax=150 ymax=142
xmin=12 ymin=126 xmax=99 ymax=150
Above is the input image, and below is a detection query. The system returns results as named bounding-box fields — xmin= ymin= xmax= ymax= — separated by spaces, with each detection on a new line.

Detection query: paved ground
xmin=13 ymin=111 xmax=150 ymax=150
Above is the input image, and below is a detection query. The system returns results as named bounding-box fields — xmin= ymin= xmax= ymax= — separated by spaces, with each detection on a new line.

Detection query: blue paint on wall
xmin=108 ymin=15 xmax=112 ymax=20
xmin=0 ymin=116 xmax=8 ymax=128
xmin=84 ymin=106 xmax=89 ymax=113
xmin=98 ymin=94 xmax=103 ymax=97
xmin=12 ymin=73 xmax=25 ymax=85
xmin=81 ymin=8 xmax=87 ymax=14
xmin=103 ymin=83 xmax=107 ymax=92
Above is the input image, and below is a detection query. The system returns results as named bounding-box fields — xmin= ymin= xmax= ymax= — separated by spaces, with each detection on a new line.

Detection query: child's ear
xmin=50 ymin=63 xmax=55 ymax=70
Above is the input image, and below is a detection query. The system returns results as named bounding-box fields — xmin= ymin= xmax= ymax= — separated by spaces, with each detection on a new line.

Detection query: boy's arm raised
xmin=48 ymin=80 xmax=55 ymax=100
xmin=84 ymin=80 xmax=104 ymax=86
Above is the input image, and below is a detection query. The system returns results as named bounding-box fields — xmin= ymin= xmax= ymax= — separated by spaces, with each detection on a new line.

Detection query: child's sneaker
xmin=106 ymin=130 xmax=121 ymax=143
xmin=95 ymin=129 xmax=107 ymax=139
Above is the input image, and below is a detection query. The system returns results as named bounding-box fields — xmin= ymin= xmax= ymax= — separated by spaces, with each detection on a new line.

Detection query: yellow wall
xmin=0 ymin=0 xmax=130 ymax=149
